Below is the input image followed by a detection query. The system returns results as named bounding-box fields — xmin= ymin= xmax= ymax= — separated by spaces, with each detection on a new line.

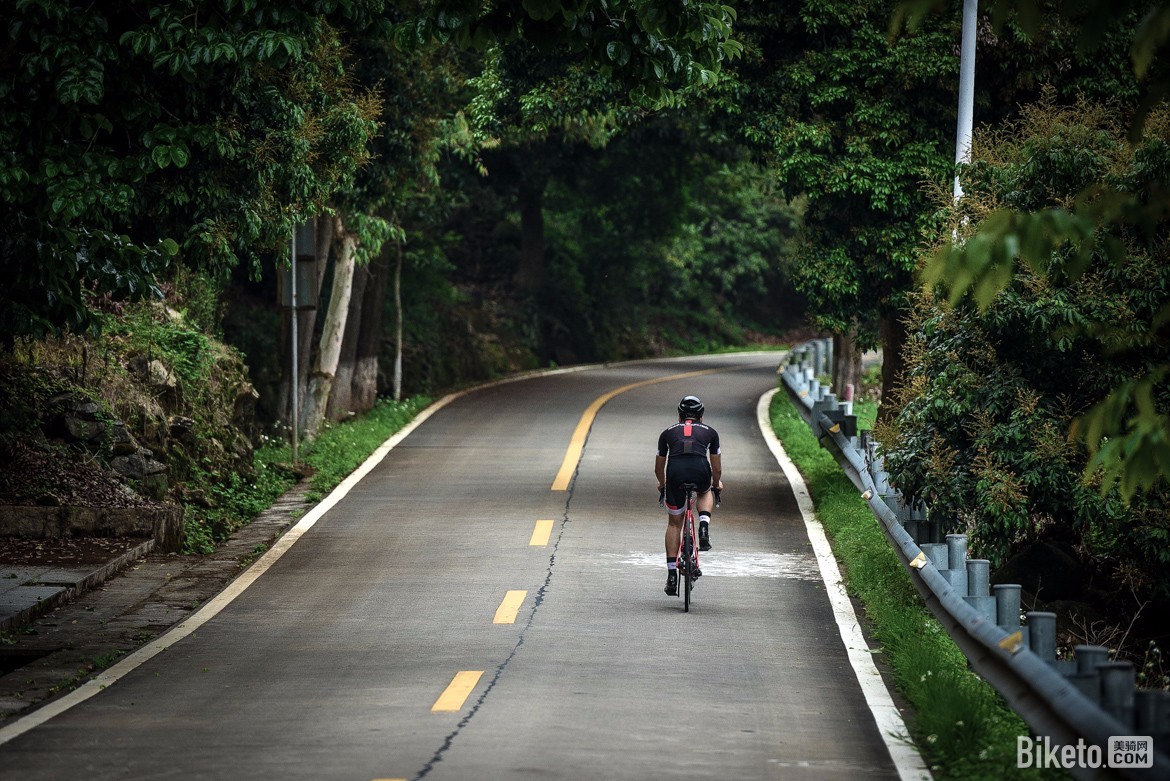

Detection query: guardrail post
xmin=1070 ymin=645 xmax=1109 ymax=704
xmin=1026 ymin=611 xmax=1057 ymax=662
xmin=1134 ymin=689 xmax=1169 ymax=743
xmin=993 ymin=584 xmax=1021 ymax=631
xmin=914 ymin=502 xmax=938 ymax=543
xmin=945 ymin=533 xmax=968 ymax=593
xmin=902 ymin=512 xmax=919 ymax=542
xmin=965 ymin=559 xmax=996 ymax=623
xmin=1099 ymin=661 xmax=1137 ymax=730
xmin=921 ymin=542 xmax=948 ymax=570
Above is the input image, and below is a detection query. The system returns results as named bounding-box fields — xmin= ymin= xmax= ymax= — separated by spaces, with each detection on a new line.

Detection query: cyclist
xmin=655 ymin=395 xmax=722 ymax=596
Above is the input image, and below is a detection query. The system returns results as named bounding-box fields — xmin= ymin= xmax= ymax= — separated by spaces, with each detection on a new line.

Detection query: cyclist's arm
xmin=710 ymin=453 xmax=723 ymax=490
xmin=654 ymin=455 xmax=667 ymax=489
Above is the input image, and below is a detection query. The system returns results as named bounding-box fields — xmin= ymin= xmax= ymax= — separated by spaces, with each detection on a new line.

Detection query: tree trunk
xmin=878 ymin=310 xmax=908 ymax=423
xmin=515 ymin=178 xmax=545 ymax=293
xmin=278 ymin=215 xmax=333 ymax=428
xmin=351 ymin=242 xmax=389 ymax=412
xmin=393 ymin=234 xmax=403 ymax=402
xmin=301 ymin=215 xmax=356 ymax=439
xmin=832 ymin=326 xmax=863 ymax=400
xmin=326 ymin=257 xmax=368 ymax=421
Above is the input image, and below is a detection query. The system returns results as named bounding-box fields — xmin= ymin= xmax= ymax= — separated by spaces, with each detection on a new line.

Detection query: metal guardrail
xmin=781 ymin=339 xmax=1170 ymax=780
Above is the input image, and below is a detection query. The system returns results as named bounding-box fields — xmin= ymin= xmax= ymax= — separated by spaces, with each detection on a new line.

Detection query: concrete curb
xmin=0 ymin=540 xmax=155 ymax=633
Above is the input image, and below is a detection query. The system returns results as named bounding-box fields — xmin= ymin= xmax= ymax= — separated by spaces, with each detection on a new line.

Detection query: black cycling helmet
xmin=678 ymin=395 xmax=705 ymax=420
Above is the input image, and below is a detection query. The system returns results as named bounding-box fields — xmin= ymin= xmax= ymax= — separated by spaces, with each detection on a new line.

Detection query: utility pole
xmin=281 ymin=222 xmax=318 ymax=467
xmin=954 ymin=0 xmax=978 ymax=202
xmin=289 ymin=230 xmax=300 ymax=466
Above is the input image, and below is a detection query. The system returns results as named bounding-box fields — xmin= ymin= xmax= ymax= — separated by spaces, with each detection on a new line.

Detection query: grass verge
xmin=770 ymin=391 xmax=1065 ymax=780
xmin=182 ymin=396 xmax=432 ymax=554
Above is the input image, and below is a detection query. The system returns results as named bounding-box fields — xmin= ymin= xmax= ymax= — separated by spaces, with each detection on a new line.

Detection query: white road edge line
xmin=757 ymin=388 xmax=933 ymax=781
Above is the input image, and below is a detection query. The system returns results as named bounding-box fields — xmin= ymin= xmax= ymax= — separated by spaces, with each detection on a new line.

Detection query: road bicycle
xmin=660 ymin=482 xmax=720 ymax=612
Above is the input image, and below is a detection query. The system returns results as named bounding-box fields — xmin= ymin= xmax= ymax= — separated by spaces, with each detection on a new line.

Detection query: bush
xmin=881 ymin=97 xmax=1170 ymax=609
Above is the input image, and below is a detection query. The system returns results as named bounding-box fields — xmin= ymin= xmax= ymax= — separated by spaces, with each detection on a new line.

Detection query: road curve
xmin=0 ymin=353 xmax=905 ymax=780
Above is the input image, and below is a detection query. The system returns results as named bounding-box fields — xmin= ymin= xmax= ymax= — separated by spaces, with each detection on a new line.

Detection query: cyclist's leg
xmin=664 ymin=508 xmax=683 ymax=559
xmin=663 ymin=476 xmax=687 ymax=595
xmin=695 ymin=468 xmax=714 ymax=550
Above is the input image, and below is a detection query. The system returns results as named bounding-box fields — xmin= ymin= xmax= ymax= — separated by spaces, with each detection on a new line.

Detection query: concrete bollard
xmin=1099 ymin=662 xmax=1136 ymax=730
xmin=921 ymin=542 xmax=948 ymax=570
xmin=993 ymin=584 xmax=1022 ymax=630
xmin=966 ymin=559 xmax=990 ymax=596
xmin=965 ymin=559 xmax=995 ymax=623
xmin=945 ymin=534 xmax=968 ymax=594
xmin=1138 ymin=689 xmax=1170 ymax=743
xmin=1066 ymin=645 xmax=1110 ymax=704
xmin=1069 ymin=673 xmax=1102 ymax=705
xmin=1134 ymin=689 xmax=1165 ymax=740
xmin=1026 ymin=611 xmax=1057 ymax=662
xmin=1075 ymin=645 xmax=1110 ymax=675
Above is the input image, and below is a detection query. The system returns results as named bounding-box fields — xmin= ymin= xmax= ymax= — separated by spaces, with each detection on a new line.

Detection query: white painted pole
xmin=954 ymin=0 xmax=978 ymax=202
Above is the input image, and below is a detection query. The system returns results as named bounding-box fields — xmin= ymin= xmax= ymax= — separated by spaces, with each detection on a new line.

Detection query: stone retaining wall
xmin=0 ymin=504 xmax=184 ymax=551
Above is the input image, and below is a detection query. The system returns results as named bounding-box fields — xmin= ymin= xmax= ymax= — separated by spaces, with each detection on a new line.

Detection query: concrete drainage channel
xmin=782 ymin=338 xmax=1170 ymax=780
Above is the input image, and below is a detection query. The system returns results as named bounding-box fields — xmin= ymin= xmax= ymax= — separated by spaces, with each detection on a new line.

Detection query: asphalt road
xmin=0 ymin=353 xmax=904 ymax=780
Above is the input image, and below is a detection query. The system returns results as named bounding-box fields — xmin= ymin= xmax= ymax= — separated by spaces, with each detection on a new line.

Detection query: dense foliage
xmin=882 ymin=98 xmax=1170 ymax=608
xmin=731 ymin=0 xmax=958 ymax=345
xmin=1 ymin=0 xmax=386 ymax=340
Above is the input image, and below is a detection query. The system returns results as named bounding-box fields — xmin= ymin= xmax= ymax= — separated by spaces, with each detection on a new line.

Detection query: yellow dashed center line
xmin=432 ymin=671 xmax=484 ymax=712
xmin=550 ymin=367 xmax=723 ymax=490
xmin=529 ymin=519 xmax=554 ymax=546
xmin=493 ymin=590 xmax=527 ymax=624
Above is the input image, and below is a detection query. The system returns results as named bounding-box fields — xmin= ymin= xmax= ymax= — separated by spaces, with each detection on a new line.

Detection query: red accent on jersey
xmin=684 ymin=421 xmax=693 ymax=436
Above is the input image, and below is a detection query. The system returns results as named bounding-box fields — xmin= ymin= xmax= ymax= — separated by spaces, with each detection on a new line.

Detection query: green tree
xmin=883 ymin=96 xmax=1170 ymax=607
xmin=726 ymin=0 xmax=1146 ymax=406
xmin=904 ymin=0 xmax=1170 ymax=496
xmin=728 ymin=0 xmax=961 ymax=406
xmin=1 ymin=1 xmax=384 ymax=342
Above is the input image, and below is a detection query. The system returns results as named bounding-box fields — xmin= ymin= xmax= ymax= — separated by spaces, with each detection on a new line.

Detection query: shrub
xmin=881 ymin=96 xmax=1170 ymax=607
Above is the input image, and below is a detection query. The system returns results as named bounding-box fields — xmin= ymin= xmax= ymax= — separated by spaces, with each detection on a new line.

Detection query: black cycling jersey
xmin=657 ymin=420 xmax=721 ymax=460
xmin=658 ymin=419 xmax=720 ymax=512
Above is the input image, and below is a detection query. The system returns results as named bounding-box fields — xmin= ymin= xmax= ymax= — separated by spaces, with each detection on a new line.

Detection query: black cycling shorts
xmin=664 ymin=456 xmax=712 ymax=513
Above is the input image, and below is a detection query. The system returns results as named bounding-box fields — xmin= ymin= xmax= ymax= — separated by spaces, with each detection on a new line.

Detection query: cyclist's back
xmin=653 ymin=395 xmax=723 ymax=596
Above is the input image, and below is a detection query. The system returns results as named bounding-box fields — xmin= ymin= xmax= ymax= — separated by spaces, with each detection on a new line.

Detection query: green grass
xmin=181 ymin=396 xmax=431 ymax=553
xmin=770 ymin=392 xmax=1065 ymax=779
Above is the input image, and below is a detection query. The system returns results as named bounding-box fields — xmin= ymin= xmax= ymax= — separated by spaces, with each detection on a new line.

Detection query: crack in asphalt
xmin=412 ymin=446 xmax=582 ymax=780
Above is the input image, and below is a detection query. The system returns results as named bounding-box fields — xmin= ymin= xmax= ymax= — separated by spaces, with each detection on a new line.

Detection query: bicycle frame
xmin=660 ymin=481 xmax=718 ymax=612
xmin=676 ymin=484 xmax=701 ymax=612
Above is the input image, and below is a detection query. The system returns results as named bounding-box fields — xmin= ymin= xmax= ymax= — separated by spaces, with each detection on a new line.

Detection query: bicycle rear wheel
xmin=682 ymin=524 xmax=693 ymax=612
